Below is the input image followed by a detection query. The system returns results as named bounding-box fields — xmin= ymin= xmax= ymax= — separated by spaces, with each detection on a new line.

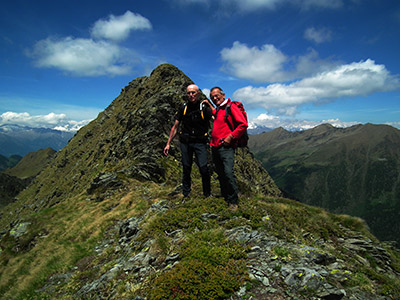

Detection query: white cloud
xmin=29 ymin=37 xmax=133 ymax=77
xmin=0 ymin=111 xmax=90 ymax=131
xmin=234 ymin=59 xmax=400 ymax=115
xmin=201 ymin=88 xmax=211 ymax=98
xmin=91 ymin=11 xmax=152 ymax=42
xmin=250 ymin=113 xmax=360 ymax=131
xmin=28 ymin=11 xmax=152 ymax=77
xmin=220 ymin=41 xmax=288 ymax=82
xmin=386 ymin=121 xmax=400 ymax=129
xmin=220 ymin=42 xmax=338 ymax=83
xmin=304 ymin=27 xmax=332 ymax=43
xmin=294 ymin=48 xmax=338 ymax=77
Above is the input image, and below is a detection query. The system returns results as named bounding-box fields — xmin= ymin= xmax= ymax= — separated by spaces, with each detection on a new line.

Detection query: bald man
xmin=164 ymin=84 xmax=213 ymax=198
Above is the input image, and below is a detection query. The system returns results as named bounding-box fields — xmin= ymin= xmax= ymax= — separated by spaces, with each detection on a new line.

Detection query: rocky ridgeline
xmin=1 ymin=64 xmax=399 ymax=299
xmin=37 ymin=197 xmax=399 ymax=300
xmin=4 ymin=64 xmax=279 ymax=216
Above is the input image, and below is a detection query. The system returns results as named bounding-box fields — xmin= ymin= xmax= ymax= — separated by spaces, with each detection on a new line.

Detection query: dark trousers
xmin=180 ymin=142 xmax=211 ymax=197
xmin=212 ymin=146 xmax=238 ymax=204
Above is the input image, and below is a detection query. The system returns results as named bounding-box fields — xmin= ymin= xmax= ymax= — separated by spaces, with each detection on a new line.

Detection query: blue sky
xmin=1 ymin=0 xmax=399 ymax=131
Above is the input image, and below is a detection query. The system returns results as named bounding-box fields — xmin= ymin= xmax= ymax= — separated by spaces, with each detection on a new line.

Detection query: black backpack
xmin=224 ymin=101 xmax=249 ymax=147
xmin=179 ymin=102 xmax=210 ymax=143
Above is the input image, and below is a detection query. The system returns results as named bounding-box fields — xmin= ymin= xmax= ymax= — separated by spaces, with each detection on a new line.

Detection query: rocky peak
xmin=1 ymin=63 xmax=280 ymax=219
xmin=0 ymin=64 xmax=399 ymax=300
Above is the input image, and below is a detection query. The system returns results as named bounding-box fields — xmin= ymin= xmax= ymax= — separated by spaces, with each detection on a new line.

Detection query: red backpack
xmin=225 ymin=101 xmax=249 ymax=147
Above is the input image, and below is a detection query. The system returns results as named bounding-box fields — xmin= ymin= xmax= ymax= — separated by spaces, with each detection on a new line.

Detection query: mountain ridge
xmin=249 ymin=123 xmax=400 ymax=244
xmin=3 ymin=148 xmax=56 ymax=180
xmin=0 ymin=65 xmax=399 ymax=299
xmin=0 ymin=154 xmax=22 ymax=172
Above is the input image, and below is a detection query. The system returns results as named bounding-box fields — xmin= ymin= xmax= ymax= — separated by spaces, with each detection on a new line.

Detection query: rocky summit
xmin=0 ymin=64 xmax=399 ymax=300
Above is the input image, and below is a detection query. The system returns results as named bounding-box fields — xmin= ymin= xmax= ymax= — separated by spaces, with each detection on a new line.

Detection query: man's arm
xmin=164 ymin=120 xmax=180 ymax=156
xmin=201 ymin=99 xmax=214 ymax=111
xmin=224 ymin=104 xmax=248 ymax=145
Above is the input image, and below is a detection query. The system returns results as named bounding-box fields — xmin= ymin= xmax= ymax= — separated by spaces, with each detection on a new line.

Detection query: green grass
xmin=1 ymin=173 xmax=400 ymax=299
xmin=0 ymin=180 xmax=160 ymax=299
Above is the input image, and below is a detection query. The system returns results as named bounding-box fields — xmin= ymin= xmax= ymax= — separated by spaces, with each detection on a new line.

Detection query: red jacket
xmin=210 ymin=99 xmax=248 ymax=148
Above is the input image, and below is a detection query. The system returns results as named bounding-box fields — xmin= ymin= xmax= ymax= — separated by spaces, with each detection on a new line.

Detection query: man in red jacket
xmin=208 ymin=86 xmax=248 ymax=209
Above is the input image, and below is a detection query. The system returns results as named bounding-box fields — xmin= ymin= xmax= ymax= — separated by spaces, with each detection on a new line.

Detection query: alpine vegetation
xmin=0 ymin=64 xmax=399 ymax=300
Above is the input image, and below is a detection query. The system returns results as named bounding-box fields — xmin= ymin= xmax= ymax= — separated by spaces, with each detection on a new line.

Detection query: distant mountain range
xmin=248 ymin=123 xmax=400 ymax=244
xmin=0 ymin=124 xmax=74 ymax=157
xmin=2 ymin=65 xmax=399 ymax=299
xmin=247 ymin=124 xmax=273 ymax=135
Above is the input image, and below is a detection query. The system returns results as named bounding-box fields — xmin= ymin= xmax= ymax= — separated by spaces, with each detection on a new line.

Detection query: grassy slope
xmin=250 ymin=124 xmax=400 ymax=243
xmin=1 ymin=166 xmax=400 ymax=299
xmin=0 ymin=63 xmax=399 ymax=299
xmin=4 ymin=148 xmax=56 ymax=179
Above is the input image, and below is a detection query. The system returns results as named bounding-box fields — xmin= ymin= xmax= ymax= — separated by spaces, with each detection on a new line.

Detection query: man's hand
xmin=163 ymin=144 xmax=170 ymax=156
xmin=201 ymin=99 xmax=214 ymax=109
xmin=223 ymin=134 xmax=234 ymax=146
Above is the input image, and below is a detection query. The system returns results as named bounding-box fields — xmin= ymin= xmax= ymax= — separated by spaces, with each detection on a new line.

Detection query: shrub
xmin=149 ymin=259 xmax=247 ymax=300
xmin=147 ymin=229 xmax=248 ymax=299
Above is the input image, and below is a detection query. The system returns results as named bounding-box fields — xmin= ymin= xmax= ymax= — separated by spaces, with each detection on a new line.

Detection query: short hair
xmin=210 ymin=86 xmax=224 ymax=93
xmin=210 ymin=86 xmax=224 ymax=96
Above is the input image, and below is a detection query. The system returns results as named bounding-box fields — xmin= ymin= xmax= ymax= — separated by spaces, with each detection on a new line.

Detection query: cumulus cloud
xmin=220 ymin=41 xmax=289 ymax=82
xmin=304 ymin=27 xmax=332 ymax=43
xmin=234 ymin=59 xmax=400 ymax=115
xmin=28 ymin=11 xmax=152 ymax=77
xmin=386 ymin=121 xmax=400 ymax=129
xmin=220 ymin=41 xmax=337 ymax=83
xmin=30 ymin=37 xmax=133 ymax=76
xmin=201 ymin=88 xmax=211 ymax=98
xmin=0 ymin=112 xmax=90 ymax=131
xmin=91 ymin=11 xmax=152 ymax=42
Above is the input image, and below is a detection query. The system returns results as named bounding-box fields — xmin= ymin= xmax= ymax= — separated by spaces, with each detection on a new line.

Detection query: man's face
xmin=186 ymin=86 xmax=199 ymax=103
xmin=210 ymin=89 xmax=225 ymax=106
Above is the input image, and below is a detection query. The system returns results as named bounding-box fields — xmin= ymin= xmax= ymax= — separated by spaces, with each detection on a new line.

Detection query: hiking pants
xmin=180 ymin=142 xmax=211 ymax=197
xmin=211 ymin=146 xmax=238 ymax=204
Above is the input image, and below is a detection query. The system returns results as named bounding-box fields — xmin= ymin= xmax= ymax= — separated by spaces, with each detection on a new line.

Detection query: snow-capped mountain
xmin=0 ymin=125 xmax=75 ymax=156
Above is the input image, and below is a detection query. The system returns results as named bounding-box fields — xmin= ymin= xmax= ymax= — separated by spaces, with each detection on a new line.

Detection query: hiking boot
xmin=182 ymin=194 xmax=190 ymax=203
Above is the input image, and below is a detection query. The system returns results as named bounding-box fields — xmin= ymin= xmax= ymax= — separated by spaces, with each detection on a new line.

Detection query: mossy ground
xmin=1 ymin=167 xmax=400 ymax=299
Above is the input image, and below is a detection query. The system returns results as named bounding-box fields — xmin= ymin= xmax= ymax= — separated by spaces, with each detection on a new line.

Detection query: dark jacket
xmin=176 ymin=101 xmax=213 ymax=143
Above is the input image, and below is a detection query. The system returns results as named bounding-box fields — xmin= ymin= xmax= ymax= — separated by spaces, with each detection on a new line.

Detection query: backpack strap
xmin=183 ymin=102 xmax=204 ymax=120
xmin=200 ymin=102 xmax=204 ymax=120
xmin=183 ymin=102 xmax=188 ymax=116
xmin=224 ymin=103 xmax=234 ymax=131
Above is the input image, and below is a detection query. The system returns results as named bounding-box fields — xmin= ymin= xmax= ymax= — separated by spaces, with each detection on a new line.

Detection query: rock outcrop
xmin=0 ymin=64 xmax=399 ymax=300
